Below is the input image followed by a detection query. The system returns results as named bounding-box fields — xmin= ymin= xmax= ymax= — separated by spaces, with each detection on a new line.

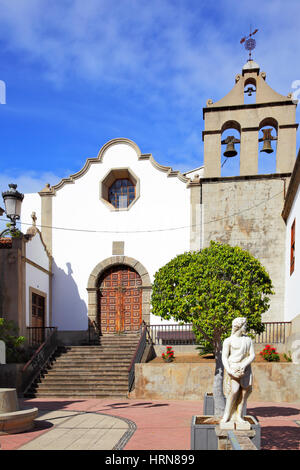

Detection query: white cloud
xmin=0 ymin=170 xmax=65 ymax=195
xmin=0 ymin=0 xmax=299 ymax=106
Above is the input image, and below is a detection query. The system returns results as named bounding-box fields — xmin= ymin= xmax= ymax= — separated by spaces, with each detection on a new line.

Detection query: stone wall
xmin=132 ymin=362 xmax=300 ymax=403
xmin=0 ymin=238 xmax=27 ymax=336
xmin=201 ymin=174 xmax=290 ymax=321
xmin=0 ymin=364 xmax=25 ymax=393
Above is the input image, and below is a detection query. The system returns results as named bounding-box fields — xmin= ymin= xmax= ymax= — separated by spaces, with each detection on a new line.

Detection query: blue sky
xmin=0 ymin=0 xmax=300 ymax=210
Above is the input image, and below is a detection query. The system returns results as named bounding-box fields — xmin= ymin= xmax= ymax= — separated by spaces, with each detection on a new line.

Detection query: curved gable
xmin=40 ymin=138 xmax=188 ymax=195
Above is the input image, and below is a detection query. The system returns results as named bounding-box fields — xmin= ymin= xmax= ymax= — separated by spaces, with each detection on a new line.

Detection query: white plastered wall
xmin=284 ymin=183 xmax=300 ymax=321
xmin=49 ymin=142 xmax=191 ymax=330
xmin=25 ymin=231 xmax=51 ymax=327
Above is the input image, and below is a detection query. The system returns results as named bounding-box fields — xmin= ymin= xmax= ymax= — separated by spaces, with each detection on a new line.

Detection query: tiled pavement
xmin=0 ymin=398 xmax=299 ymax=451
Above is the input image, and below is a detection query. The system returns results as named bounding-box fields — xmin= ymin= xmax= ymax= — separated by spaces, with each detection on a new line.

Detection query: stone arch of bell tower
xmin=202 ymin=60 xmax=298 ymax=177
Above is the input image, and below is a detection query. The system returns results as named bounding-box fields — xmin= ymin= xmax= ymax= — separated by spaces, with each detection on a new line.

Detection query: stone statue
xmin=220 ymin=317 xmax=255 ymax=429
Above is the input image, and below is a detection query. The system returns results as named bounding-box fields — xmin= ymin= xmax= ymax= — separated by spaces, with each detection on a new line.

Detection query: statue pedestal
xmin=215 ymin=426 xmax=256 ymax=450
xmin=220 ymin=419 xmax=251 ymax=430
xmin=191 ymin=415 xmax=261 ymax=450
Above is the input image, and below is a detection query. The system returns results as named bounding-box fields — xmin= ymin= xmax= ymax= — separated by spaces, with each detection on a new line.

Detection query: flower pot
xmin=191 ymin=415 xmax=261 ymax=450
xmin=191 ymin=415 xmax=218 ymax=450
xmin=203 ymin=392 xmax=214 ymax=415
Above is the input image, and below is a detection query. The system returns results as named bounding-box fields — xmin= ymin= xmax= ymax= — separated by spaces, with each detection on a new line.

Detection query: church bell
xmin=260 ymin=128 xmax=274 ymax=154
xmin=223 ymin=136 xmax=238 ymax=158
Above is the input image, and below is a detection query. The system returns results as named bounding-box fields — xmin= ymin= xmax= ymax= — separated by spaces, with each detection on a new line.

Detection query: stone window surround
xmin=100 ymin=167 xmax=140 ymax=211
xmin=87 ymin=256 xmax=151 ymax=328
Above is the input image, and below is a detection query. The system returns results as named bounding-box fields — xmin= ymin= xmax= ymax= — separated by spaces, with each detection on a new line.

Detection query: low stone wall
xmin=132 ymin=362 xmax=300 ymax=403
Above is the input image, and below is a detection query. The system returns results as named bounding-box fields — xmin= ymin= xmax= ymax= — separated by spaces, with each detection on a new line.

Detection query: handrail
xmin=128 ymin=322 xmax=152 ymax=392
xmin=88 ymin=320 xmax=101 ymax=343
xmin=22 ymin=327 xmax=58 ymax=395
xmin=26 ymin=326 xmax=57 ymax=347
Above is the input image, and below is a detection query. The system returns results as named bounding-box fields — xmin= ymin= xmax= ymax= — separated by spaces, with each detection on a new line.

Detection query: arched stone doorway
xmin=87 ymin=256 xmax=151 ymax=334
xmin=98 ymin=265 xmax=142 ymax=333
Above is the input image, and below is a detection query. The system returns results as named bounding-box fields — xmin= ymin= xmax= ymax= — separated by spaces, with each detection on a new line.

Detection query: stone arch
xmin=258 ymin=117 xmax=278 ymax=174
xmin=221 ymin=120 xmax=241 ymax=134
xmin=259 ymin=117 xmax=278 ymax=133
xmin=87 ymin=256 xmax=151 ymax=328
xmin=221 ymin=120 xmax=241 ymax=176
xmin=244 ymin=77 xmax=257 ymax=104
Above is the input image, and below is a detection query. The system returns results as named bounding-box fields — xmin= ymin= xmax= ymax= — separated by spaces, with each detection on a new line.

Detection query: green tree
xmin=151 ymin=241 xmax=274 ymax=416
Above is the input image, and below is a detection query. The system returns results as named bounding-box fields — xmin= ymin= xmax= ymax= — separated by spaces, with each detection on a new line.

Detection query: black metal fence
xmin=254 ymin=322 xmax=291 ymax=344
xmin=26 ymin=327 xmax=57 ymax=347
xmin=128 ymin=322 xmax=152 ymax=391
xmin=149 ymin=324 xmax=196 ymax=345
xmin=149 ymin=322 xmax=291 ymax=346
xmin=22 ymin=327 xmax=58 ymax=395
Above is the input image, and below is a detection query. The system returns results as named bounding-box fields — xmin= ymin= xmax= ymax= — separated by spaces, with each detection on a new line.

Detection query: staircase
xmin=25 ymin=333 xmax=140 ymax=398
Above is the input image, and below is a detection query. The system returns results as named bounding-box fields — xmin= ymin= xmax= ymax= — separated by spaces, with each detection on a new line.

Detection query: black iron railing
xmin=149 ymin=324 xmax=196 ymax=345
xmin=254 ymin=321 xmax=291 ymax=344
xmin=88 ymin=320 xmax=101 ymax=343
xmin=148 ymin=322 xmax=291 ymax=346
xmin=26 ymin=327 xmax=57 ymax=347
xmin=128 ymin=322 xmax=152 ymax=392
xmin=22 ymin=327 xmax=58 ymax=395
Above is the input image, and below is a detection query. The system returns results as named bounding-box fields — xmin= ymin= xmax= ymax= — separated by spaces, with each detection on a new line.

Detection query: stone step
xmin=37 ymin=377 xmax=128 ymax=388
xmin=26 ymin=333 xmax=141 ymax=399
xmin=36 ymin=383 xmax=128 ymax=391
xmin=51 ymin=363 xmax=131 ymax=370
xmin=56 ymin=350 xmax=137 ymax=357
xmin=31 ymin=391 xmax=128 ymax=398
xmin=57 ymin=347 xmax=137 ymax=352
xmin=44 ymin=371 xmax=128 ymax=378
xmin=52 ymin=360 xmax=132 ymax=366
xmin=53 ymin=353 xmax=135 ymax=360
xmin=45 ymin=364 xmax=130 ymax=370
xmin=51 ymin=359 xmax=133 ymax=365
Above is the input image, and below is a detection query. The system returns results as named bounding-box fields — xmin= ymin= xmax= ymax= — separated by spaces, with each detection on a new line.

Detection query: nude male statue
xmin=220 ymin=317 xmax=255 ymax=429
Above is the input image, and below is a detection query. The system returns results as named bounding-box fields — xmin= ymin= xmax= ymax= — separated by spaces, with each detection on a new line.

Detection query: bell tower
xmin=202 ymin=59 xmax=298 ymax=177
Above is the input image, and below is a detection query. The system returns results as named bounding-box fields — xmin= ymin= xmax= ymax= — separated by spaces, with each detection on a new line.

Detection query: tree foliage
xmin=0 ymin=318 xmax=26 ymax=363
xmin=151 ymin=241 xmax=274 ymax=416
xmin=151 ymin=241 xmax=274 ymax=349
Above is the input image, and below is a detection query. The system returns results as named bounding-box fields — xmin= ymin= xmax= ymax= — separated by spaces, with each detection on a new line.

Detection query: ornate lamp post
xmin=0 ymin=183 xmax=24 ymax=237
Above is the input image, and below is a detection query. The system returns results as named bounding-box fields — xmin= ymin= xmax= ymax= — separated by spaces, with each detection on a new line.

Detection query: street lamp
xmin=0 ymin=183 xmax=24 ymax=237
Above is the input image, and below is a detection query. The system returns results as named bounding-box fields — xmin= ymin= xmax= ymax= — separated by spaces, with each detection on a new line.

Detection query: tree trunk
xmin=213 ymin=340 xmax=226 ymax=417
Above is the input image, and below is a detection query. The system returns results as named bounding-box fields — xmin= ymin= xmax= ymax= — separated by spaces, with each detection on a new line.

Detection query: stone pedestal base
xmin=215 ymin=426 xmax=257 ymax=450
xmin=220 ymin=420 xmax=251 ymax=430
xmin=0 ymin=388 xmax=38 ymax=435
xmin=191 ymin=414 xmax=261 ymax=450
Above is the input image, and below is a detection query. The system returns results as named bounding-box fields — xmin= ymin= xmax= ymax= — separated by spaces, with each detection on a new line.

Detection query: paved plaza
xmin=0 ymin=398 xmax=299 ymax=451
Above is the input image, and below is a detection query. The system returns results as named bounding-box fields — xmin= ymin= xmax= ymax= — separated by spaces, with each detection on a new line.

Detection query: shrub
xmin=283 ymin=351 xmax=292 ymax=362
xmin=151 ymin=241 xmax=274 ymax=416
xmin=0 ymin=318 xmax=28 ymax=363
xmin=259 ymin=344 xmax=280 ymax=362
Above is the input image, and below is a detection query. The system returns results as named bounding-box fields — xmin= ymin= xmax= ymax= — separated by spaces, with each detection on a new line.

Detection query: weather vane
xmin=240 ymin=27 xmax=258 ymax=61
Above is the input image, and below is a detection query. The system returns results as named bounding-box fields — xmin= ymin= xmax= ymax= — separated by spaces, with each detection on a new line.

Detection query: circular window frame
xmin=100 ymin=168 xmax=140 ymax=211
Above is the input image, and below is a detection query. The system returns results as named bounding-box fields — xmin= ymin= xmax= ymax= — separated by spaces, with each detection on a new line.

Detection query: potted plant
xmin=259 ymin=344 xmax=280 ymax=362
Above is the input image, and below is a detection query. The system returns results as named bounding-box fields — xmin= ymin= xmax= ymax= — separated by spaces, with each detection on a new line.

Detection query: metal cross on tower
xmin=240 ymin=27 xmax=259 ymax=60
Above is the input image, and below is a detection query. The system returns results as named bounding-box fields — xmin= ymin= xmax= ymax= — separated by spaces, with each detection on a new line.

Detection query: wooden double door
xmin=98 ymin=265 xmax=142 ymax=334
